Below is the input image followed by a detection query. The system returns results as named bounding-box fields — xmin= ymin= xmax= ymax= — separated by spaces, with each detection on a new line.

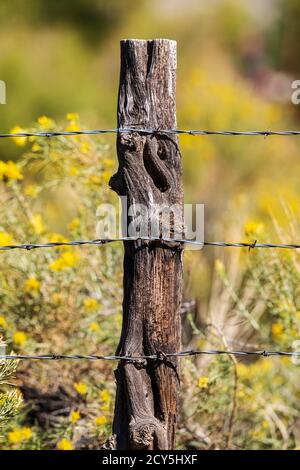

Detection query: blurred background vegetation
xmin=1 ymin=0 xmax=300 ymax=450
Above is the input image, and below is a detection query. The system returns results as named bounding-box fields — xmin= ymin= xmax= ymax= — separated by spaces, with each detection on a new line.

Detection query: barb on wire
xmin=0 ymin=349 xmax=300 ymax=361
xmin=2 ymin=127 xmax=300 ymax=140
xmin=1 ymin=236 xmax=300 ymax=252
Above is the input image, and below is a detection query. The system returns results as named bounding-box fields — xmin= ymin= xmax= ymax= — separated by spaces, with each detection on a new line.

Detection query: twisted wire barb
xmin=2 ymin=128 xmax=300 ymax=139
xmin=0 ymin=236 xmax=300 ymax=251
xmin=0 ymin=349 xmax=300 ymax=361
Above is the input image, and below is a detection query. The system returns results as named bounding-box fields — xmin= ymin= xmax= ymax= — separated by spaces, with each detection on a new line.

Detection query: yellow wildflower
xmin=57 ymin=438 xmax=74 ymax=450
xmin=244 ymin=221 xmax=264 ymax=236
xmin=49 ymin=233 xmax=69 ymax=249
xmin=70 ymin=410 xmax=80 ymax=424
xmin=89 ymin=322 xmax=100 ymax=332
xmin=24 ymin=184 xmax=39 ymax=198
xmin=21 ymin=427 xmax=32 ymax=440
xmin=69 ymin=166 xmax=79 ymax=176
xmin=80 ymin=142 xmax=91 ymax=154
xmin=100 ymin=390 xmax=110 ymax=403
xmin=8 ymin=428 xmax=23 ymax=444
xmin=66 ymin=113 xmax=79 ymax=122
xmin=197 ymin=376 xmax=209 ymax=389
xmin=66 ymin=123 xmax=80 ymax=132
xmin=83 ymin=298 xmax=98 ymax=311
xmin=4 ymin=161 xmax=23 ymax=180
xmin=272 ymin=322 xmax=284 ymax=337
xmin=49 ymin=251 xmax=78 ymax=271
xmin=0 ymin=232 xmax=13 ymax=246
xmin=31 ymin=143 xmax=42 ymax=152
xmin=13 ymin=331 xmax=27 ymax=346
xmin=7 ymin=426 xmax=31 ymax=444
xmin=30 ymin=214 xmax=45 ymax=235
xmin=24 ymin=277 xmax=40 ymax=293
xmin=10 ymin=126 xmax=27 ymax=146
xmin=0 ymin=315 xmax=7 ymax=329
xmin=68 ymin=217 xmax=80 ymax=231
xmin=95 ymin=416 xmax=107 ymax=426
xmin=73 ymin=382 xmax=87 ymax=395
xmin=65 ymin=121 xmax=80 ymax=141
xmin=38 ymin=116 xmax=55 ymax=129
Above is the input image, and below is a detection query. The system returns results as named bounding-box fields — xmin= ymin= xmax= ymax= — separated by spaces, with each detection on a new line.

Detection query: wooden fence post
xmin=110 ymin=39 xmax=183 ymax=450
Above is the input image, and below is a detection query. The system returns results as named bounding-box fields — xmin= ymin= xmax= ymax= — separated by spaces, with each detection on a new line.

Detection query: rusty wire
xmin=0 ymin=236 xmax=299 ymax=251
xmin=0 ymin=349 xmax=299 ymax=361
xmin=2 ymin=127 xmax=300 ymax=139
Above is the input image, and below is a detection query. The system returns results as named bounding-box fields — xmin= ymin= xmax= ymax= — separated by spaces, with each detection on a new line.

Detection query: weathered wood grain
xmin=110 ymin=39 xmax=183 ymax=450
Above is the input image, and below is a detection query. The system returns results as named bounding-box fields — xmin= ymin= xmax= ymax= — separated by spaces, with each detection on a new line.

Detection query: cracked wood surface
xmin=110 ymin=39 xmax=183 ymax=450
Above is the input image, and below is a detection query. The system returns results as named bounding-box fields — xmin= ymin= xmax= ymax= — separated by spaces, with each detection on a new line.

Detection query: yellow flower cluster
xmin=0 ymin=160 xmax=23 ymax=180
xmin=66 ymin=113 xmax=80 ymax=136
xmin=31 ymin=143 xmax=42 ymax=152
xmin=100 ymin=389 xmax=110 ymax=411
xmin=95 ymin=415 xmax=107 ymax=426
xmin=49 ymin=252 xmax=79 ymax=271
xmin=70 ymin=410 xmax=80 ymax=424
xmin=30 ymin=214 xmax=45 ymax=235
xmin=38 ymin=116 xmax=55 ymax=129
xmin=83 ymin=297 xmax=98 ymax=311
xmin=244 ymin=221 xmax=264 ymax=237
xmin=197 ymin=376 xmax=209 ymax=389
xmin=0 ymin=232 xmax=13 ymax=246
xmin=100 ymin=389 xmax=110 ymax=403
xmin=10 ymin=126 xmax=27 ymax=146
xmin=271 ymin=322 xmax=284 ymax=338
xmin=24 ymin=277 xmax=40 ymax=293
xmin=48 ymin=233 xmax=69 ymax=248
xmin=13 ymin=331 xmax=27 ymax=346
xmin=89 ymin=322 xmax=100 ymax=332
xmin=8 ymin=427 xmax=32 ymax=444
xmin=237 ymin=360 xmax=272 ymax=380
xmin=80 ymin=142 xmax=91 ymax=154
xmin=73 ymin=382 xmax=87 ymax=395
xmin=57 ymin=438 xmax=73 ymax=450
xmin=66 ymin=113 xmax=79 ymax=122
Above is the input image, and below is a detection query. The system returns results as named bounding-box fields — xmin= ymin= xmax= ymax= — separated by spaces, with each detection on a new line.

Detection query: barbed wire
xmin=2 ymin=128 xmax=300 ymax=139
xmin=0 ymin=236 xmax=300 ymax=252
xmin=0 ymin=349 xmax=299 ymax=361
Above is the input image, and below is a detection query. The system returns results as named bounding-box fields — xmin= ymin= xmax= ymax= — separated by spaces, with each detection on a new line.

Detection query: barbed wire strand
xmin=2 ymin=128 xmax=300 ymax=139
xmin=0 ymin=236 xmax=300 ymax=252
xmin=0 ymin=349 xmax=300 ymax=361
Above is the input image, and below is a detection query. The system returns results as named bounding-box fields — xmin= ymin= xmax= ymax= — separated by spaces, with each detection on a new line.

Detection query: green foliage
xmin=0 ymin=114 xmax=121 ymax=449
xmin=0 ymin=359 xmax=22 ymax=429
